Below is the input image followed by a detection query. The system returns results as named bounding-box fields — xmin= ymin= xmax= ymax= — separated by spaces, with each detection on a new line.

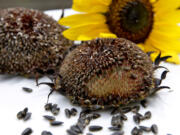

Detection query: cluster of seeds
xmin=17 ymin=107 xmax=32 ymax=121
xmin=44 ymin=103 xmax=60 ymax=115
xmin=65 ymin=108 xmax=78 ymax=118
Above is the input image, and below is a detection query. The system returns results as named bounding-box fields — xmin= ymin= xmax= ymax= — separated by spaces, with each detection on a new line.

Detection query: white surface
xmin=0 ymin=9 xmax=180 ymax=135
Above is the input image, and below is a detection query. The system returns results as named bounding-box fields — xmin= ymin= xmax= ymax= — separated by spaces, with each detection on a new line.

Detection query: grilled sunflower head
xmin=59 ymin=0 xmax=180 ymax=64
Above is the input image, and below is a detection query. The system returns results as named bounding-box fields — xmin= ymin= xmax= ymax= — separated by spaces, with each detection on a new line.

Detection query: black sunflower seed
xmin=50 ymin=121 xmax=63 ymax=126
xmin=65 ymin=108 xmax=72 ymax=118
xmin=44 ymin=103 xmax=52 ymax=111
xmin=24 ymin=112 xmax=32 ymax=121
xmin=131 ymin=105 xmax=140 ymax=113
xmin=151 ymin=124 xmax=158 ymax=134
xmin=43 ymin=115 xmax=55 ymax=121
xmin=133 ymin=115 xmax=140 ymax=124
xmin=17 ymin=111 xmax=24 ymax=119
xmin=41 ymin=131 xmax=53 ymax=135
xmin=140 ymin=100 xmax=147 ymax=108
xmin=70 ymin=108 xmax=78 ymax=116
xmin=120 ymin=107 xmax=132 ymax=113
xmin=21 ymin=128 xmax=33 ymax=135
xmin=22 ymin=107 xmax=28 ymax=116
xmin=86 ymin=133 xmax=93 ymax=135
xmin=131 ymin=127 xmax=139 ymax=135
xmin=89 ymin=125 xmax=103 ymax=132
xmin=144 ymin=111 xmax=151 ymax=119
xmin=22 ymin=87 xmax=33 ymax=93
xmin=66 ymin=129 xmax=78 ymax=135
xmin=92 ymin=113 xmax=101 ymax=119
xmin=70 ymin=125 xmax=82 ymax=133
xmin=111 ymin=131 xmax=124 ymax=135
xmin=109 ymin=126 xmax=121 ymax=131
xmin=139 ymin=126 xmax=151 ymax=132
xmin=120 ymin=113 xmax=128 ymax=121
xmin=51 ymin=107 xmax=60 ymax=115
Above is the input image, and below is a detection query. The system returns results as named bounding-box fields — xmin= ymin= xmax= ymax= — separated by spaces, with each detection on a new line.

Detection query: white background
xmin=0 ymin=9 xmax=180 ymax=135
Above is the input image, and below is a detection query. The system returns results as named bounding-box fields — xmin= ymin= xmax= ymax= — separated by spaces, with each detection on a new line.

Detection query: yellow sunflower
xmin=59 ymin=0 xmax=180 ymax=64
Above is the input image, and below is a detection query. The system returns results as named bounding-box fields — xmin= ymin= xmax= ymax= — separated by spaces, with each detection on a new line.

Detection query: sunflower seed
xmin=92 ymin=113 xmax=101 ymax=119
xmin=44 ymin=103 xmax=52 ymax=111
xmin=50 ymin=121 xmax=63 ymax=126
xmin=139 ymin=126 xmax=151 ymax=132
xmin=66 ymin=129 xmax=78 ymax=135
xmin=144 ymin=111 xmax=151 ymax=119
xmin=133 ymin=115 xmax=140 ymax=124
xmin=21 ymin=128 xmax=33 ymax=135
xmin=140 ymin=100 xmax=147 ymax=108
xmin=70 ymin=125 xmax=82 ymax=133
xmin=89 ymin=125 xmax=103 ymax=132
xmin=41 ymin=131 xmax=53 ymax=135
xmin=70 ymin=108 xmax=78 ymax=116
xmin=120 ymin=107 xmax=132 ymax=113
xmin=24 ymin=112 xmax=32 ymax=121
xmin=65 ymin=108 xmax=71 ymax=118
xmin=151 ymin=124 xmax=158 ymax=134
xmin=22 ymin=87 xmax=33 ymax=93
xmin=131 ymin=127 xmax=139 ymax=135
xmin=43 ymin=115 xmax=55 ymax=121
xmin=17 ymin=111 xmax=24 ymax=119
xmin=22 ymin=107 xmax=28 ymax=116
xmin=86 ymin=133 xmax=93 ymax=135
xmin=111 ymin=114 xmax=123 ymax=127
xmin=111 ymin=131 xmax=124 ymax=135
xmin=131 ymin=105 xmax=140 ymax=113
xmin=51 ymin=107 xmax=60 ymax=115
xmin=109 ymin=126 xmax=121 ymax=131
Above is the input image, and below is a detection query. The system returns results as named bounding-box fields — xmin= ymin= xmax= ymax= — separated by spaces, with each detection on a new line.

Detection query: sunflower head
xmin=59 ymin=0 xmax=180 ymax=64
xmin=107 ymin=0 xmax=154 ymax=43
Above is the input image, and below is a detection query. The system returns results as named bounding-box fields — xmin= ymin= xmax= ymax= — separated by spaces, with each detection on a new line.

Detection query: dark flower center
xmin=106 ymin=0 xmax=154 ymax=43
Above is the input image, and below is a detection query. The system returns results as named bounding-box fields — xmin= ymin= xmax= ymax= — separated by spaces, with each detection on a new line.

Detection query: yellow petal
xmin=99 ymin=33 xmax=117 ymax=38
xmin=59 ymin=13 xmax=106 ymax=27
xmin=153 ymin=0 xmax=180 ymax=13
xmin=62 ymin=23 xmax=111 ymax=41
xmin=72 ymin=0 xmax=110 ymax=13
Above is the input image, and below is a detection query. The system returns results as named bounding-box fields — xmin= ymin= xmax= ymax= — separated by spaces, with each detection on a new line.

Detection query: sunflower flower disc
xmin=59 ymin=0 xmax=180 ymax=64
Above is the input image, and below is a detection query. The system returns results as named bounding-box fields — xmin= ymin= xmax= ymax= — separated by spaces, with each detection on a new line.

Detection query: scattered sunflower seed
xmin=17 ymin=111 xmax=24 ymax=119
xmin=50 ymin=121 xmax=63 ymax=126
xmin=22 ymin=87 xmax=33 ymax=93
xmin=86 ymin=133 xmax=93 ymax=135
xmin=144 ymin=111 xmax=151 ymax=119
xmin=151 ymin=124 xmax=158 ymax=134
xmin=133 ymin=115 xmax=140 ymax=124
xmin=41 ymin=131 xmax=53 ymax=135
xmin=24 ymin=112 xmax=32 ymax=121
xmin=65 ymin=108 xmax=71 ymax=118
xmin=51 ymin=107 xmax=60 ymax=115
xmin=44 ymin=103 xmax=52 ymax=111
xmin=109 ymin=126 xmax=121 ymax=131
xmin=43 ymin=115 xmax=55 ymax=121
xmin=139 ymin=126 xmax=151 ymax=132
xmin=131 ymin=105 xmax=140 ymax=113
xmin=22 ymin=107 xmax=28 ymax=116
xmin=111 ymin=131 xmax=124 ymax=135
xmin=70 ymin=125 xmax=82 ymax=133
xmin=66 ymin=129 xmax=78 ymax=135
xmin=70 ymin=108 xmax=78 ymax=116
xmin=89 ymin=125 xmax=103 ymax=132
xmin=21 ymin=128 xmax=33 ymax=135
xmin=131 ymin=127 xmax=139 ymax=135
xmin=140 ymin=100 xmax=148 ymax=108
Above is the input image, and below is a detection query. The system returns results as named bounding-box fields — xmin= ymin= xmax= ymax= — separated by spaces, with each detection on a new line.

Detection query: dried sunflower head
xmin=0 ymin=7 xmax=73 ymax=77
xmin=39 ymin=38 xmax=170 ymax=109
